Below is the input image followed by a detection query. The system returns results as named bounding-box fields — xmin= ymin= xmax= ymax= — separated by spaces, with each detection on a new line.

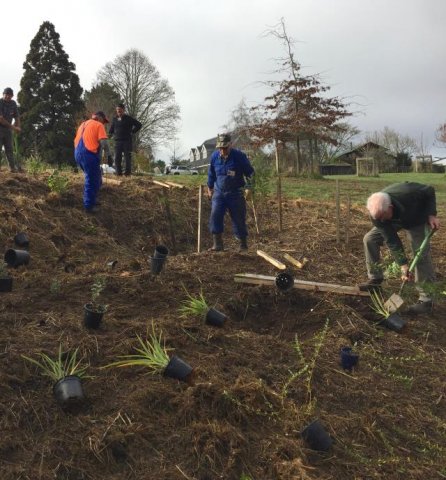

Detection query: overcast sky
xmin=3 ymin=0 xmax=446 ymax=162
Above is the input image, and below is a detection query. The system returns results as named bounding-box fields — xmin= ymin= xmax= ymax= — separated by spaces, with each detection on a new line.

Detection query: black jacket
xmin=372 ymin=182 xmax=437 ymax=264
xmin=109 ymin=114 xmax=142 ymax=142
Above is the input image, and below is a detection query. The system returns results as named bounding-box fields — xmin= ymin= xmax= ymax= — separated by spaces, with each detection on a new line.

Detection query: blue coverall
xmin=74 ymin=123 xmax=102 ymax=210
xmin=207 ymin=148 xmax=254 ymax=238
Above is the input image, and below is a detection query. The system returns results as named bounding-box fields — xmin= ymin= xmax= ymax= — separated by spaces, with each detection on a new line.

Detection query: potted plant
xmin=84 ymin=277 xmax=107 ymax=329
xmin=370 ymin=290 xmax=406 ymax=332
xmin=105 ymin=323 xmax=193 ymax=382
xmin=179 ymin=289 xmax=227 ymax=327
xmin=0 ymin=262 xmax=13 ymax=292
xmin=22 ymin=345 xmax=89 ymax=406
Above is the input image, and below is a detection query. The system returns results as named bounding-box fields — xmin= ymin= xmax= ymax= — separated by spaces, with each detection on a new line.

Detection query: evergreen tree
xmin=18 ymin=21 xmax=85 ymax=166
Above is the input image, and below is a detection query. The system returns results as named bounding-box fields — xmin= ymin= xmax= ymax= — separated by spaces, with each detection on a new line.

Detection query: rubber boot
xmin=209 ymin=234 xmax=224 ymax=251
xmin=239 ymin=237 xmax=248 ymax=251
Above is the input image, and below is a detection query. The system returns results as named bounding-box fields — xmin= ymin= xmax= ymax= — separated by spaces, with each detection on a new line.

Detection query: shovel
xmin=384 ymin=227 xmax=436 ymax=313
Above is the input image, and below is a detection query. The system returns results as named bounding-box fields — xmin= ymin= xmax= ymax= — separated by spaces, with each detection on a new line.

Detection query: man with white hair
xmin=359 ymin=182 xmax=440 ymax=315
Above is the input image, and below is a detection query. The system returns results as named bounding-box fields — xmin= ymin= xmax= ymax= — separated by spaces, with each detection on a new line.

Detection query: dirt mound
xmin=0 ymin=171 xmax=445 ymax=479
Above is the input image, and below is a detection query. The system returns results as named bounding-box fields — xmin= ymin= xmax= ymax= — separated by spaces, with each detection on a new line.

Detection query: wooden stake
xmin=277 ymin=176 xmax=283 ymax=232
xmin=335 ymin=179 xmax=340 ymax=244
xmin=256 ymin=250 xmax=286 ymax=270
xmin=197 ymin=185 xmax=203 ymax=253
xmin=345 ymin=193 xmax=351 ymax=246
xmin=251 ymin=197 xmax=260 ymax=234
xmin=161 ymin=189 xmax=176 ymax=254
xmin=283 ymin=253 xmax=308 ymax=269
xmin=153 ymin=179 xmax=171 ymax=188
xmin=234 ymin=273 xmax=369 ymax=297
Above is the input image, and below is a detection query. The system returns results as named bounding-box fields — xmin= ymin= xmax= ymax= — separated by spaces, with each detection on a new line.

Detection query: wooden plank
xmin=153 ymin=180 xmax=171 ymax=188
xmin=384 ymin=293 xmax=404 ymax=313
xmin=234 ymin=273 xmax=370 ymax=297
xmin=165 ymin=181 xmax=185 ymax=189
xmin=256 ymin=250 xmax=286 ymax=270
xmin=197 ymin=185 xmax=202 ymax=253
xmin=103 ymin=177 xmax=122 ymax=185
xmin=283 ymin=253 xmax=308 ymax=269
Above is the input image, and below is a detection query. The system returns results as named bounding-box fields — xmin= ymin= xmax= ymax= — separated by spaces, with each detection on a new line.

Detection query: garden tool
xmin=384 ymin=227 xmax=436 ymax=313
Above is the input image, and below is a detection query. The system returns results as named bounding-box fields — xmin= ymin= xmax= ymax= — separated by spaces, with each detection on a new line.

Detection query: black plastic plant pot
xmin=4 ymin=249 xmax=30 ymax=268
xmin=381 ymin=312 xmax=407 ymax=332
xmin=14 ymin=232 xmax=29 ymax=248
xmin=83 ymin=303 xmax=105 ymax=329
xmin=205 ymin=307 xmax=227 ymax=327
xmin=301 ymin=419 xmax=333 ymax=452
xmin=340 ymin=346 xmax=359 ymax=371
xmin=163 ymin=355 xmax=193 ymax=382
xmin=53 ymin=375 xmax=85 ymax=406
xmin=154 ymin=245 xmax=169 ymax=259
xmin=275 ymin=272 xmax=294 ymax=291
xmin=151 ymin=256 xmax=166 ymax=275
xmin=0 ymin=277 xmax=13 ymax=292
xmin=107 ymin=260 xmax=118 ymax=269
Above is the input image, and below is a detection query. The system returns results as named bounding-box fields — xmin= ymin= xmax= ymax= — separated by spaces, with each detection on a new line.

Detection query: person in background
xmin=108 ymin=103 xmax=142 ymax=176
xmin=0 ymin=87 xmax=21 ymax=172
xmin=359 ymin=182 xmax=440 ymax=315
xmin=74 ymin=111 xmax=112 ymax=213
xmin=207 ymin=133 xmax=254 ymax=252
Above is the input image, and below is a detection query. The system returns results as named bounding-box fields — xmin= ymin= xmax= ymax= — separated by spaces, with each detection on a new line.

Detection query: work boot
xmin=209 ymin=234 xmax=224 ymax=251
xmin=358 ymin=278 xmax=383 ymax=292
xmin=405 ymin=300 xmax=433 ymax=316
xmin=238 ymin=237 xmax=248 ymax=251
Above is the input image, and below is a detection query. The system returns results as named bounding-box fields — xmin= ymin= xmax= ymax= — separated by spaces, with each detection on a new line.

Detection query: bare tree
xmin=365 ymin=126 xmax=418 ymax=157
xmin=249 ymin=18 xmax=351 ymax=175
xmin=435 ymin=122 xmax=446 ymax=147
xmin=319 ymin=122 xmax=360 ymax=163
xmin=96 ymin=49 xmax=180 ymax=152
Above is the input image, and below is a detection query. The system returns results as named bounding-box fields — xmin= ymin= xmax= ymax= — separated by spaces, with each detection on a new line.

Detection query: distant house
xmin=335 ymin=141 xmax=397 ymax=172
xmin=188 ymin=136 xmax=218 ymax=170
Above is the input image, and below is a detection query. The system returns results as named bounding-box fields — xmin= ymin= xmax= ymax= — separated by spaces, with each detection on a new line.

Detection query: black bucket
xmin=340 ymin=346 xmax=359 ymax=371
xmin=14 ymin=232 xmax=29 ymax=248
xmin=83 ymin=303 xmax=105 ymax=329
xmin=154 ymin=245 xmax=169 ymax=259
xmin=53 ymin=375 xmax=85 ymax=405
xmin=163 ymin=355 xmax=193 ymax=382
xmin=275 ymin=272 xmax=294 ymax=291
xmin=205 ymin=307 xmax=227 ymax=327
xmin=301 ymin=419 xmax=333 ymax=452
xmin=381 ymin=312 xmax=407 ymax=332
xmin=4 ymin=249 xmax=30 ymax=268
xmin=0 ymin=277 xmax=13 ymax=292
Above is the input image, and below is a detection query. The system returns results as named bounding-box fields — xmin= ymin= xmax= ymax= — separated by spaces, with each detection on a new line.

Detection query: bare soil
xmin=1 ymin=171 xmax=445 ymax=480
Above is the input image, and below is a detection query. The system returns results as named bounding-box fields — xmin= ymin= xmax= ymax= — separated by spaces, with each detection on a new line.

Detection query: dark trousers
xmin=114 ymin=140 xmax=133 ymax=175
xmin=0 ymin=128 xmax=17 ymax=170
xmin=209 ymin=190 xmax=248 ymax=238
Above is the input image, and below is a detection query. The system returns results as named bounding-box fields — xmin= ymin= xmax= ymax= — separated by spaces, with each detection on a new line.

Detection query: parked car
xmin=169 ymin=166 xmax=199 ymax=175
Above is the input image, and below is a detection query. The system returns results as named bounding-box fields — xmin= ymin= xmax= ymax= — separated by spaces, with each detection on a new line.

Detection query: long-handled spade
xmin=384 ymin=227 xmax=437 ymax=313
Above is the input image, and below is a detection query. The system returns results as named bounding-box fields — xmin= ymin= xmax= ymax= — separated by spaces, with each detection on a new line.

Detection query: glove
xmin=244 ymin=189 xmax=252 ymax=201
xmin=107 ymin=155 xmax=113 ymax=167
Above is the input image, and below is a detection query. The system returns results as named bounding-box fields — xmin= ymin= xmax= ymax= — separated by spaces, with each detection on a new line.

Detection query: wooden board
xmin=234 ymin=273 xmax=370 ymax=297
xmin=165 ymin=181 xmax=185 ymax=189
xmin=256 ymin=250 xmax=286 ymax=270
xmin=384 ymin=293 xmax=404 ymax=313
xmin=103 ymin=177 xmax=122 ymax=185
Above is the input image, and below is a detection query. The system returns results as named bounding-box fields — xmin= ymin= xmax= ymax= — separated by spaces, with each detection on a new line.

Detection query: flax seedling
xmin=178 ymin=290 xmax=209 ymax=318
xmin=22 ymin=345 xmax=89 ymax=382
xmin=47 ymin=169 xmax=69 ymax=194
xmin=369 ymin=290 xmax=391 ymax=319
xmin=104 ymin=323 xmax=171 ymax=375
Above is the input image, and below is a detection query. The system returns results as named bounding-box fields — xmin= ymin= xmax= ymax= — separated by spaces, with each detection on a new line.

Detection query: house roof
xmin=337 ymin=141 xmax=393 ymax=157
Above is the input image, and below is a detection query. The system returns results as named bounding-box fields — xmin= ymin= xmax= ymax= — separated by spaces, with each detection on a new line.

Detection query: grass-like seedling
xmin=22 ymin=345 xmax=89 ymax=382
xmin=178 ymin=290 xmax=209 ymax=318
xmin=105 ymin=324 xmax=170 ymax=374
xmin=370 ymin=289 xmax=391 ymax=319
xmin=90 ymin=277 xmax=107 ymax=313
xmin=0 ymin=262 xmax=9 ymax=278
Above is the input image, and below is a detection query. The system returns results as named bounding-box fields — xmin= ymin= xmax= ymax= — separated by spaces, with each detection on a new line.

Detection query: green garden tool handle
xmin=398 ymin=227 xmax=436 ymax=295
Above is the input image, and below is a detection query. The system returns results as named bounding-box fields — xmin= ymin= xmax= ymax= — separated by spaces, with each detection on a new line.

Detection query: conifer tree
xmin=18 ymin=21 xmax=85 ymax=166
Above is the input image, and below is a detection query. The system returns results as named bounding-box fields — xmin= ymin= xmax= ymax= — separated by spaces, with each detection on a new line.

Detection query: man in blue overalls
xmin=74 ymin=111 xmax=112 ymax=213
xmin=207 ymin=133 xmax=255 ymax=251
